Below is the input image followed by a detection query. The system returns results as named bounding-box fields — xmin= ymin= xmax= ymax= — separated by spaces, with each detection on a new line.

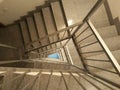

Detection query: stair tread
xmin=33 ymin=12 xmax=49 ymax=45
xmin=97 ymin=25 xmax=118 ymax=39
xmin=76 ymin=25 xmax=118 ymax=45
xmin=42 ymin=7 xmax=58 ymax=42
xmin=26 ymin=16 xmax=40 ymax=48
xmin=81 ymin=35 xmax=120 ymax=52
xmin=104 ymin=36 xmax=120 ymax=50
xmin=86 ymin=49 xmax=120 ymax=64
xmin=51 ymin=1 xmax=68 ymax=39
xmin=19 ymin=21 xmax=32 ymax=49
xmin=91 ymin=68 xmax=120 ymax=85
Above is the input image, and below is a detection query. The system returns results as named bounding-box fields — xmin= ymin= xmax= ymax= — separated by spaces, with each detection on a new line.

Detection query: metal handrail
xmin=0 ymin=43 xmax=17 ymax=50
xmin=25 ymin=21 xmax=82 ymax=46
xmin=87 ymin=20 xmax=120 ymax=74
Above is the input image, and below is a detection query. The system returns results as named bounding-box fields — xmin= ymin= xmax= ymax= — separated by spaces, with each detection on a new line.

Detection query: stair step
xmin=75 ymin=25 xmax=118 ymax=45
xmin=42 ymin=7 xmax=58 ymax=43
xmin=26 ymin=16 xmax=41 ymax=49
xmin=86 ymin=49 xmax=120 ymax=64
xmin=104 ymin=36 xmax=120 ymax=50
xmin=19 ymin=20 xmax=32 ymax=49
xmin=62 ymin=73 xmax=84 ymax=90
xmin=90 ymin=4 xmax=110 ymax=28
xmin=97 ymin=25 xmax=118 ymax=39
xmin=51 ymin=1 xmax=68 ymax=39
xmin=81 ymin=73 xmax=120 ymax=90
xmin=80 ymin=36 xmax=120 ymax=57
xmin=47 ymin=72 xmax=61 ymax=90
xmin=90 ymin=68 xmax=120 ymax=86
xmin=33 ymin=12 xmax=49 ymax=46
xmin=34 ymin=72 xmax=51 ymax=90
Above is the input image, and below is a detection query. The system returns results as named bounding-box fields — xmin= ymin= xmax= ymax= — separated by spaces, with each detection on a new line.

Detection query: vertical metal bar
xmin=18 ymin=49 xmax=22 ymax=60
xmin=69 ymin=72 xmax=86 ymax=90
xmin=60 ymin=41 xmax=67 ymax=61
xmin=46 ymin=71 xmax=53 ymax=90
xmin=60 ymin=72 xmax=69 ymax=90
xmin=59 ymin=48 xmax=64 ymax=61
xmin=21 ymin=71 xmax=41 ymax=90
xmin=18 ymin=23 xmax=26 ymax=49
xmin=88 ymin=72 xmax=120 ymax=89
xmin=77 ymin=73 xmax=101 ymax=90
xmin=86 ymin=74 xmax=115 ymax=90
xmin=63 ymin=47 xmax=70 ymax=64
xmin=16 ymin=71 xmax=30 ymax=90
xmin=57 ymin=76 xmax=63 ymax=90
xmin=29 ymin=71 xmax=42 ymax=90
xmin=65 ymin=46 xmax=74 ymax=65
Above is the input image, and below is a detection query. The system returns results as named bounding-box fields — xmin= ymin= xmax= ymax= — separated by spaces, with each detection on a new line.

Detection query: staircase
xmin=0 ymin=0 xmax=120 ymax=90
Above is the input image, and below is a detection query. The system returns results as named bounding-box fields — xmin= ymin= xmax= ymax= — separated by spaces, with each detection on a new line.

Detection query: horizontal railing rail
xmin=25 ymin=21 xmax=82 ymax=47
xmin=0 ymin=43 xmax=17 ymax=50
xmin=1 ymin=67 xmax=119 ymax=89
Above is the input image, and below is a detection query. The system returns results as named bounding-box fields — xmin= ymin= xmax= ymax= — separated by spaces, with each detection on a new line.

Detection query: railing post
xmin=18 ymin=48 xmax=23 ymax=60
xmin=64 ymin=46 xmax=74 ymax=65
xmin=63 ymin=46 xmax=71 ymax=64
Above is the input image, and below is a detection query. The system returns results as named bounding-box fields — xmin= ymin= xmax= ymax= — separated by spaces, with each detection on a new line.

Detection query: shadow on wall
xmin=47 ymin=53 xmax=60 ymax=59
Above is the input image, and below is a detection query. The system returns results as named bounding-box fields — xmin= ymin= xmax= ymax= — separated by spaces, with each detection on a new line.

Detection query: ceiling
xmin=0 ymin=0 xmax=46 ymax=25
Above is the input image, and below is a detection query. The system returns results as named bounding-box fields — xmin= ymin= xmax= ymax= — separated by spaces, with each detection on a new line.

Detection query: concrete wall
xmin=66 ymin=39 xmax=84 ymax=69
xmin=0 ymin=24 xmax=24 ymax=60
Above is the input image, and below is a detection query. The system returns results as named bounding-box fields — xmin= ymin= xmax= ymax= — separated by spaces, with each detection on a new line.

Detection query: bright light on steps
xmin=0 ymin=70 xmax=85 ymax=77
xmin=0 ymin=71 xmax=6 ymax=74
xmin=68 ymin=19 xmax=73 ymax=25
xmin=27 ymin=72 xmax=39 ymax=76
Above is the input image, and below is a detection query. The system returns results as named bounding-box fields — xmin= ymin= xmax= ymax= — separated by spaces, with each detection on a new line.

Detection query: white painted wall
xmin=0 ymin=0 xmax=45 ymax=25
xmin=108 ymin=0 xmax=120 ymax=19
xmin=66 ymin=39 xmax=84 ymax=69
